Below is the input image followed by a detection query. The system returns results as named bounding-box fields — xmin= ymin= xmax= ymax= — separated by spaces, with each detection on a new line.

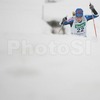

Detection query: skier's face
xmin=76 ymin=17 xmax=82 ymax=22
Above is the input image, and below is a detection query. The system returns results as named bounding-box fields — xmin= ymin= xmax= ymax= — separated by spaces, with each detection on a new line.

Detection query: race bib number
xmin=75 ymin=22 xmax=86 ymax=34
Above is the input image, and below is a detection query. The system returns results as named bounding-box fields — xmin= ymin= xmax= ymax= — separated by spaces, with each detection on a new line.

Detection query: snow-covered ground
xmin=0 ymin=0 xmax=100 ymax=100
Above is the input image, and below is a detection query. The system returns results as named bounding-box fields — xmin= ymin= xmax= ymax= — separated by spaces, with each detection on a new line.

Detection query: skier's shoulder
xmin=84 ymin=15 xmax=92 ymax=19
xmin=67 ymin=17 xmax=74 ymax=23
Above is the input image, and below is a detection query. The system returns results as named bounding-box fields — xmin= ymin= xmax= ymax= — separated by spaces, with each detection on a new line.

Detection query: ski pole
xmin=58 ymin=16 xmax=67 ymax=33
xmin=91 ymin=12 xmax=97 ymax=37
xmin=58 ymin=24 xmax=64 ymax=33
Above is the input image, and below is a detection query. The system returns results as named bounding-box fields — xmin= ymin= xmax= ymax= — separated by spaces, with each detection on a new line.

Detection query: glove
xmin=61 ymin=17 xmax=67 ymax=25
xmin=89 ymin=3 xmax=94 ymax=10
xmin=89 ymin=3 xmax=98 ymax=15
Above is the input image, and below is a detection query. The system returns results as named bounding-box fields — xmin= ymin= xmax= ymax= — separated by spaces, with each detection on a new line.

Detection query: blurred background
xmin=0 ymin=0 xmax=100 ymax=100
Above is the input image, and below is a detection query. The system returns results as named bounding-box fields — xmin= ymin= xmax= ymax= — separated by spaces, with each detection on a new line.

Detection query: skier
xmin=60 ymin=3 xmax=99 ymax=37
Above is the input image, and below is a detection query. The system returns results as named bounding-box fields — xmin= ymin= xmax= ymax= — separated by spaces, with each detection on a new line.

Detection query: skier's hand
xmin=61 ymin=17 xmax=67 ymax=25
xmin=89 ymin=3 xmax=98 ymax=15
xmin=89 ymin=3 xmax=94 ymax=10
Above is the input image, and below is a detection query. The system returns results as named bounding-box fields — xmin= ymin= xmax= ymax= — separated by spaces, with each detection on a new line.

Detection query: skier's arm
xmin=62 ymin=17 xmax=74 ymax=27
xmin=63 ymin=18 xmax=73 ymax=25
xmin=85 ymin=15 xmax=99 ymax=21
xmin=85 ymin=3 xmax=99 ymax=21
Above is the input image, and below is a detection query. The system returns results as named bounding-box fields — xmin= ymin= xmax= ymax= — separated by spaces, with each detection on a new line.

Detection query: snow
xmin=0 ymin=0 xmax=100 ymax=100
